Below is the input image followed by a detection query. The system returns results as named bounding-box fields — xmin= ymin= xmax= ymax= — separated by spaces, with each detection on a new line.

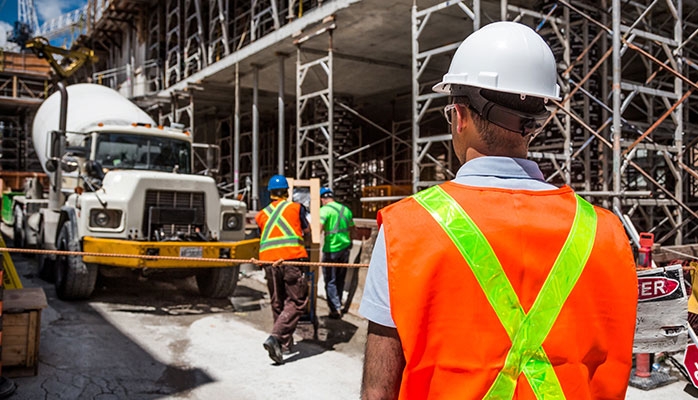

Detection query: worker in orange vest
xmin=256 ymin=175 xmax=311 ymax=365
xmin=359 ymin=21 xmax=638 ymax=399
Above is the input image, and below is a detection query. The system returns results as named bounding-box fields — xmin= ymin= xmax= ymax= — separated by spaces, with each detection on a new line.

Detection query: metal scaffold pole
xmin=411 ymin=0 xmax=477 ymax=193
xmin=234 ymin=63 xmax=241 ymax=196
xmin=278 ymin=53 xmax=286 ymax=175
xmin=252 ymin=66 xmax=260 ymax=211
xmin=612 ymin=0 xmax=622 ymax=213
xmin=674 ymin=0 xmax=684 ymax=244
xmin=295 ymin=19 xmax=336 ymax=190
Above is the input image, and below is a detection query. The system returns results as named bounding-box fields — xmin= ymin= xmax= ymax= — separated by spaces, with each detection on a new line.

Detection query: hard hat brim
xmin=432 ymin=81 xmax=561 ymax=101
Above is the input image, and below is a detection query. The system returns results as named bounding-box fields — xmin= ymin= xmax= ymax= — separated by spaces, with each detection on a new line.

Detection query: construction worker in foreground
xmin=359 ymin=22 xmax=638 ymax=399
xmin=256 ymin=175 xmax=311 ymax=365
xmin=319 ymin=187 xmax=355 ymax=319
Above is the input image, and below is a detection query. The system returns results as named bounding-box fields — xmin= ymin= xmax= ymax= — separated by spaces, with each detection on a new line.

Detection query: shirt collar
xmin=455 ymin=156 xmax=546 ymax=181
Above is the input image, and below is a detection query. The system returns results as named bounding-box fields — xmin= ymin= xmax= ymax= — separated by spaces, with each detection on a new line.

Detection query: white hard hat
xmin=433 ymin=21 xmax=561 ymax=100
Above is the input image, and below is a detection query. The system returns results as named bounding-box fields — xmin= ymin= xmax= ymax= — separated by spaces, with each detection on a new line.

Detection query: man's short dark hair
xmin=270 ymin=189 xmax=289 ymax=198
xmin=451 ymin=93 xmax=534 ymax=150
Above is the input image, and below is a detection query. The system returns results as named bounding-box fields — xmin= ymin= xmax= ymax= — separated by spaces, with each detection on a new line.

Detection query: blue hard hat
xmin=268 ymin=175 xmax=289 ymax=191
xmin=320 ymin=187 xmax=333 ymax=197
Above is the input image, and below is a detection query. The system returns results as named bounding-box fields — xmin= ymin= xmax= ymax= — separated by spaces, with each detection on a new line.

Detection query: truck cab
xmin=21 ymin=83 xmax=258 ymax=300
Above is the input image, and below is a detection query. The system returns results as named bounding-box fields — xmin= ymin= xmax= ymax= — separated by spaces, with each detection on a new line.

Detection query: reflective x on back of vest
xmin=259 ymin=201 xmax=303 ymax=252
xmin=326 ymin=202 xmax=350 ymax=236
xmin=413 ymin=185 xmax=597 ymax=399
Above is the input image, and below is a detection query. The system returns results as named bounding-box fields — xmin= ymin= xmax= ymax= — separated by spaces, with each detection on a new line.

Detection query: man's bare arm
xmin=361 ymin=321 xmax=405 ymax=400
xmin=303 ymin=227 xmax=312 ymax=248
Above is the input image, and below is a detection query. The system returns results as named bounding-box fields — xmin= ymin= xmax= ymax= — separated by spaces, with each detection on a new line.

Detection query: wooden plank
xmin=654 ymin=243 xmax=698 ymax=263
xmin=2 ymin=344 xmax=26 ymax=365
xmin=0 ymin=52 xmax=51 ymax=75
xmin=3 ymin=325 xmax=28 ymax=338
xmin=3 ymin=313 xmax=28 ymax=326
xmin=26 ymin=312 xmax=37 ymax=365
xmin=3 ymin=288 xmax=47 ymax=312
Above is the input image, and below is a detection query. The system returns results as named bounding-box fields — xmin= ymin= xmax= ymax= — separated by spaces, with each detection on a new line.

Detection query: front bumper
xmin=82 ymin=237 xmax=260 ymax=268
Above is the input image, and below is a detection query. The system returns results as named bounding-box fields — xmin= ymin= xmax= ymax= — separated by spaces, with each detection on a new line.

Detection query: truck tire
xmin=36 ymin=215 xmax=55 ymax=282
xmin=196 ymin=265 xmax=240 ymax=298
xmin=55 ymin=222 xmax=98 ymax=300
xmin=12 ymin=205 xmax=24 ymax=249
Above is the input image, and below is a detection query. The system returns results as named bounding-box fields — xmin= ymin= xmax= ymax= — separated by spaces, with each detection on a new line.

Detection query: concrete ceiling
xmin=172 ymin=0 xmax=487 ymax=110
xmin=155 ymin=0 xmax=620 ymax=129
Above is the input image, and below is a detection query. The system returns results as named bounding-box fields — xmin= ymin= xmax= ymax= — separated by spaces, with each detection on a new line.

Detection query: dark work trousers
xmin=264 ymin=258 xmax=309 ymax=348
xmin=322 ymin=248 xmax=351 ymax=314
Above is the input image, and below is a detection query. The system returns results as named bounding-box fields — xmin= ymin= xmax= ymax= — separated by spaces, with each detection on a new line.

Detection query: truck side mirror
xmin=61 ymin=155 xmax=80 ymax=173
xmin=85 ymin=160 xmax=105 ymax=180
xmin=45 ymin=158 xmax=58 ymax=172
xmin=66 ymin=146 xmax=88 ymax=157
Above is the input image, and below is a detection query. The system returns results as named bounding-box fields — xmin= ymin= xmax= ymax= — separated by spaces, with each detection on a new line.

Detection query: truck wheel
xmin=196 ymin=265 xmax=240 ymax=298
xmin=12 ymin=205 xmax=24 ymax=249
xmin=36 ymin=215 xmax=55 ymax=282
xmin=55 ymin=222 xmax=98 ymax=300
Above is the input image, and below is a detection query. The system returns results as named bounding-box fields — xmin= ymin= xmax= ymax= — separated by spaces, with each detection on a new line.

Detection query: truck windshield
xmin=94 ymin=132 xmax=191 ymax=174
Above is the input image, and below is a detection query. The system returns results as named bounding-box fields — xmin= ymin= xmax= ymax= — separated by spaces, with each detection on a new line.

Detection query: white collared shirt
xmin=358 ymin=156 xmax=557 ymax=327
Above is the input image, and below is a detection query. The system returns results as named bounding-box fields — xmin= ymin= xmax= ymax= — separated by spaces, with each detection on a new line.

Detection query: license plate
xmin=180 ymin=246 xmax=203 ymax=258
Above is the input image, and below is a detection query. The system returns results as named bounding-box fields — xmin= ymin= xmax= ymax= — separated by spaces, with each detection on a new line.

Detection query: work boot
xmin=263 ymin=335 xmax=284 ymax=364
xmin=329 ymin=310 xmax=342 ymax=319
xmin=0 ymin=377 xmax=16 ymax=399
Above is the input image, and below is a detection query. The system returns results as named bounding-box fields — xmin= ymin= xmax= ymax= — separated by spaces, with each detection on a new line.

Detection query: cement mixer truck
xmin=13 ymin=83 xmax=258 ymax=300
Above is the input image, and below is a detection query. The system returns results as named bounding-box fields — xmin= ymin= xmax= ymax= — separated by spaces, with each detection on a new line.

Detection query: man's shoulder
xmin=378 ymin=192 xmax=423 ymax=219
xmin=588 ymin=202 xmax=625 ymax=230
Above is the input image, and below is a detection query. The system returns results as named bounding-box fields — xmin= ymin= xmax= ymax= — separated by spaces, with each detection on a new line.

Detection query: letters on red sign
xmin=637 ymin=277 xmax=679 ymax=301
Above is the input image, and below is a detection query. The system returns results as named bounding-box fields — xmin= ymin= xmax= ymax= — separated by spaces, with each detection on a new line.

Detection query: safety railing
xmin=92 ymin=60 xmax=162 ymax=98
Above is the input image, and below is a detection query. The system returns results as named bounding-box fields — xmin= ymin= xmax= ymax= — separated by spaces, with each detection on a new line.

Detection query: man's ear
xmin=455 ymin=104 xmax=470 ymax=133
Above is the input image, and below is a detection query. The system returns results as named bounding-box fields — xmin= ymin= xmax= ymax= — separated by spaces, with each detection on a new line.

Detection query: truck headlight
xmin=89 ymin=209 xmax=122 ymax=228
xmin=222 ymin=213 xmax=242 ymax=231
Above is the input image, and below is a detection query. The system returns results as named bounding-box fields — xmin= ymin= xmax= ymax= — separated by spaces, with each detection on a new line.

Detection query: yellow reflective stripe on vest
xmin=413 ymin=186 xmax=597 ymax=400
xmin=260 ymin=201 xmax=303 ymax=251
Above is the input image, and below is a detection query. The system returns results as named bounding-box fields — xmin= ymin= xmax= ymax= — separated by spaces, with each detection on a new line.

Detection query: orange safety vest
xmin=255 ymin=200 xmax=308 ymax=261
xmin=379 ymin=182 xmax=637 ymax=400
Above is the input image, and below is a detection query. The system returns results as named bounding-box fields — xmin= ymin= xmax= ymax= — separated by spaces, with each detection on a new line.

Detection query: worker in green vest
xmin=319 ymin=187 xmax=354 ymax=319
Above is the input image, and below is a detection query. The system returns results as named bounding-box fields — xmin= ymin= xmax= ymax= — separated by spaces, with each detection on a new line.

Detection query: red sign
xmin=684 ymin=344 xmax=698 ymax=388
xmin=637 ymin=276 xmax=679 ymax=301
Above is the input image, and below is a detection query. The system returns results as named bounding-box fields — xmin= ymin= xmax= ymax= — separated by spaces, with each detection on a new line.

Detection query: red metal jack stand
xmin=629 ymin=233 xmax=679 ymax=390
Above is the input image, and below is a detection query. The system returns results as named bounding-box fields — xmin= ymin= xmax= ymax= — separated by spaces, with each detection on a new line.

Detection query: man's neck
xmin=463 ymin=149 xmax=528 ymax=164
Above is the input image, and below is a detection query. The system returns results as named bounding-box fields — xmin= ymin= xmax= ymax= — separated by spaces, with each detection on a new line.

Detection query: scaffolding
xmin=75 ymin=0 xmax=698 ymax=247
xmin=295 ymin=20 xmax=335 ymax=192
xmin=0 ymin=51 xmax=50 ymax=174
xmin=409 ymin=0 xmax=698 ymax=246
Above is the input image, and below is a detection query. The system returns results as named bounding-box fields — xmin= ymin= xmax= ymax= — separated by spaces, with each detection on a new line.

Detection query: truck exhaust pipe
xmin=48 ymin=82 xmax=68 ymax=211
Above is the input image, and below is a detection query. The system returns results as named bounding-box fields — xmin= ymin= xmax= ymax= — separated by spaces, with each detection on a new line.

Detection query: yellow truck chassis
xmin=82 ymin=237 xmax=259 ymax=269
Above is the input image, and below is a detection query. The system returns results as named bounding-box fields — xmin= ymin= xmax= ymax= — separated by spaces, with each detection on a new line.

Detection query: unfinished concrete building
xmin=0 ymin=51 xmax=50 ymax=176
xmin=30 ymin=0 xmax=698 ymax=250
